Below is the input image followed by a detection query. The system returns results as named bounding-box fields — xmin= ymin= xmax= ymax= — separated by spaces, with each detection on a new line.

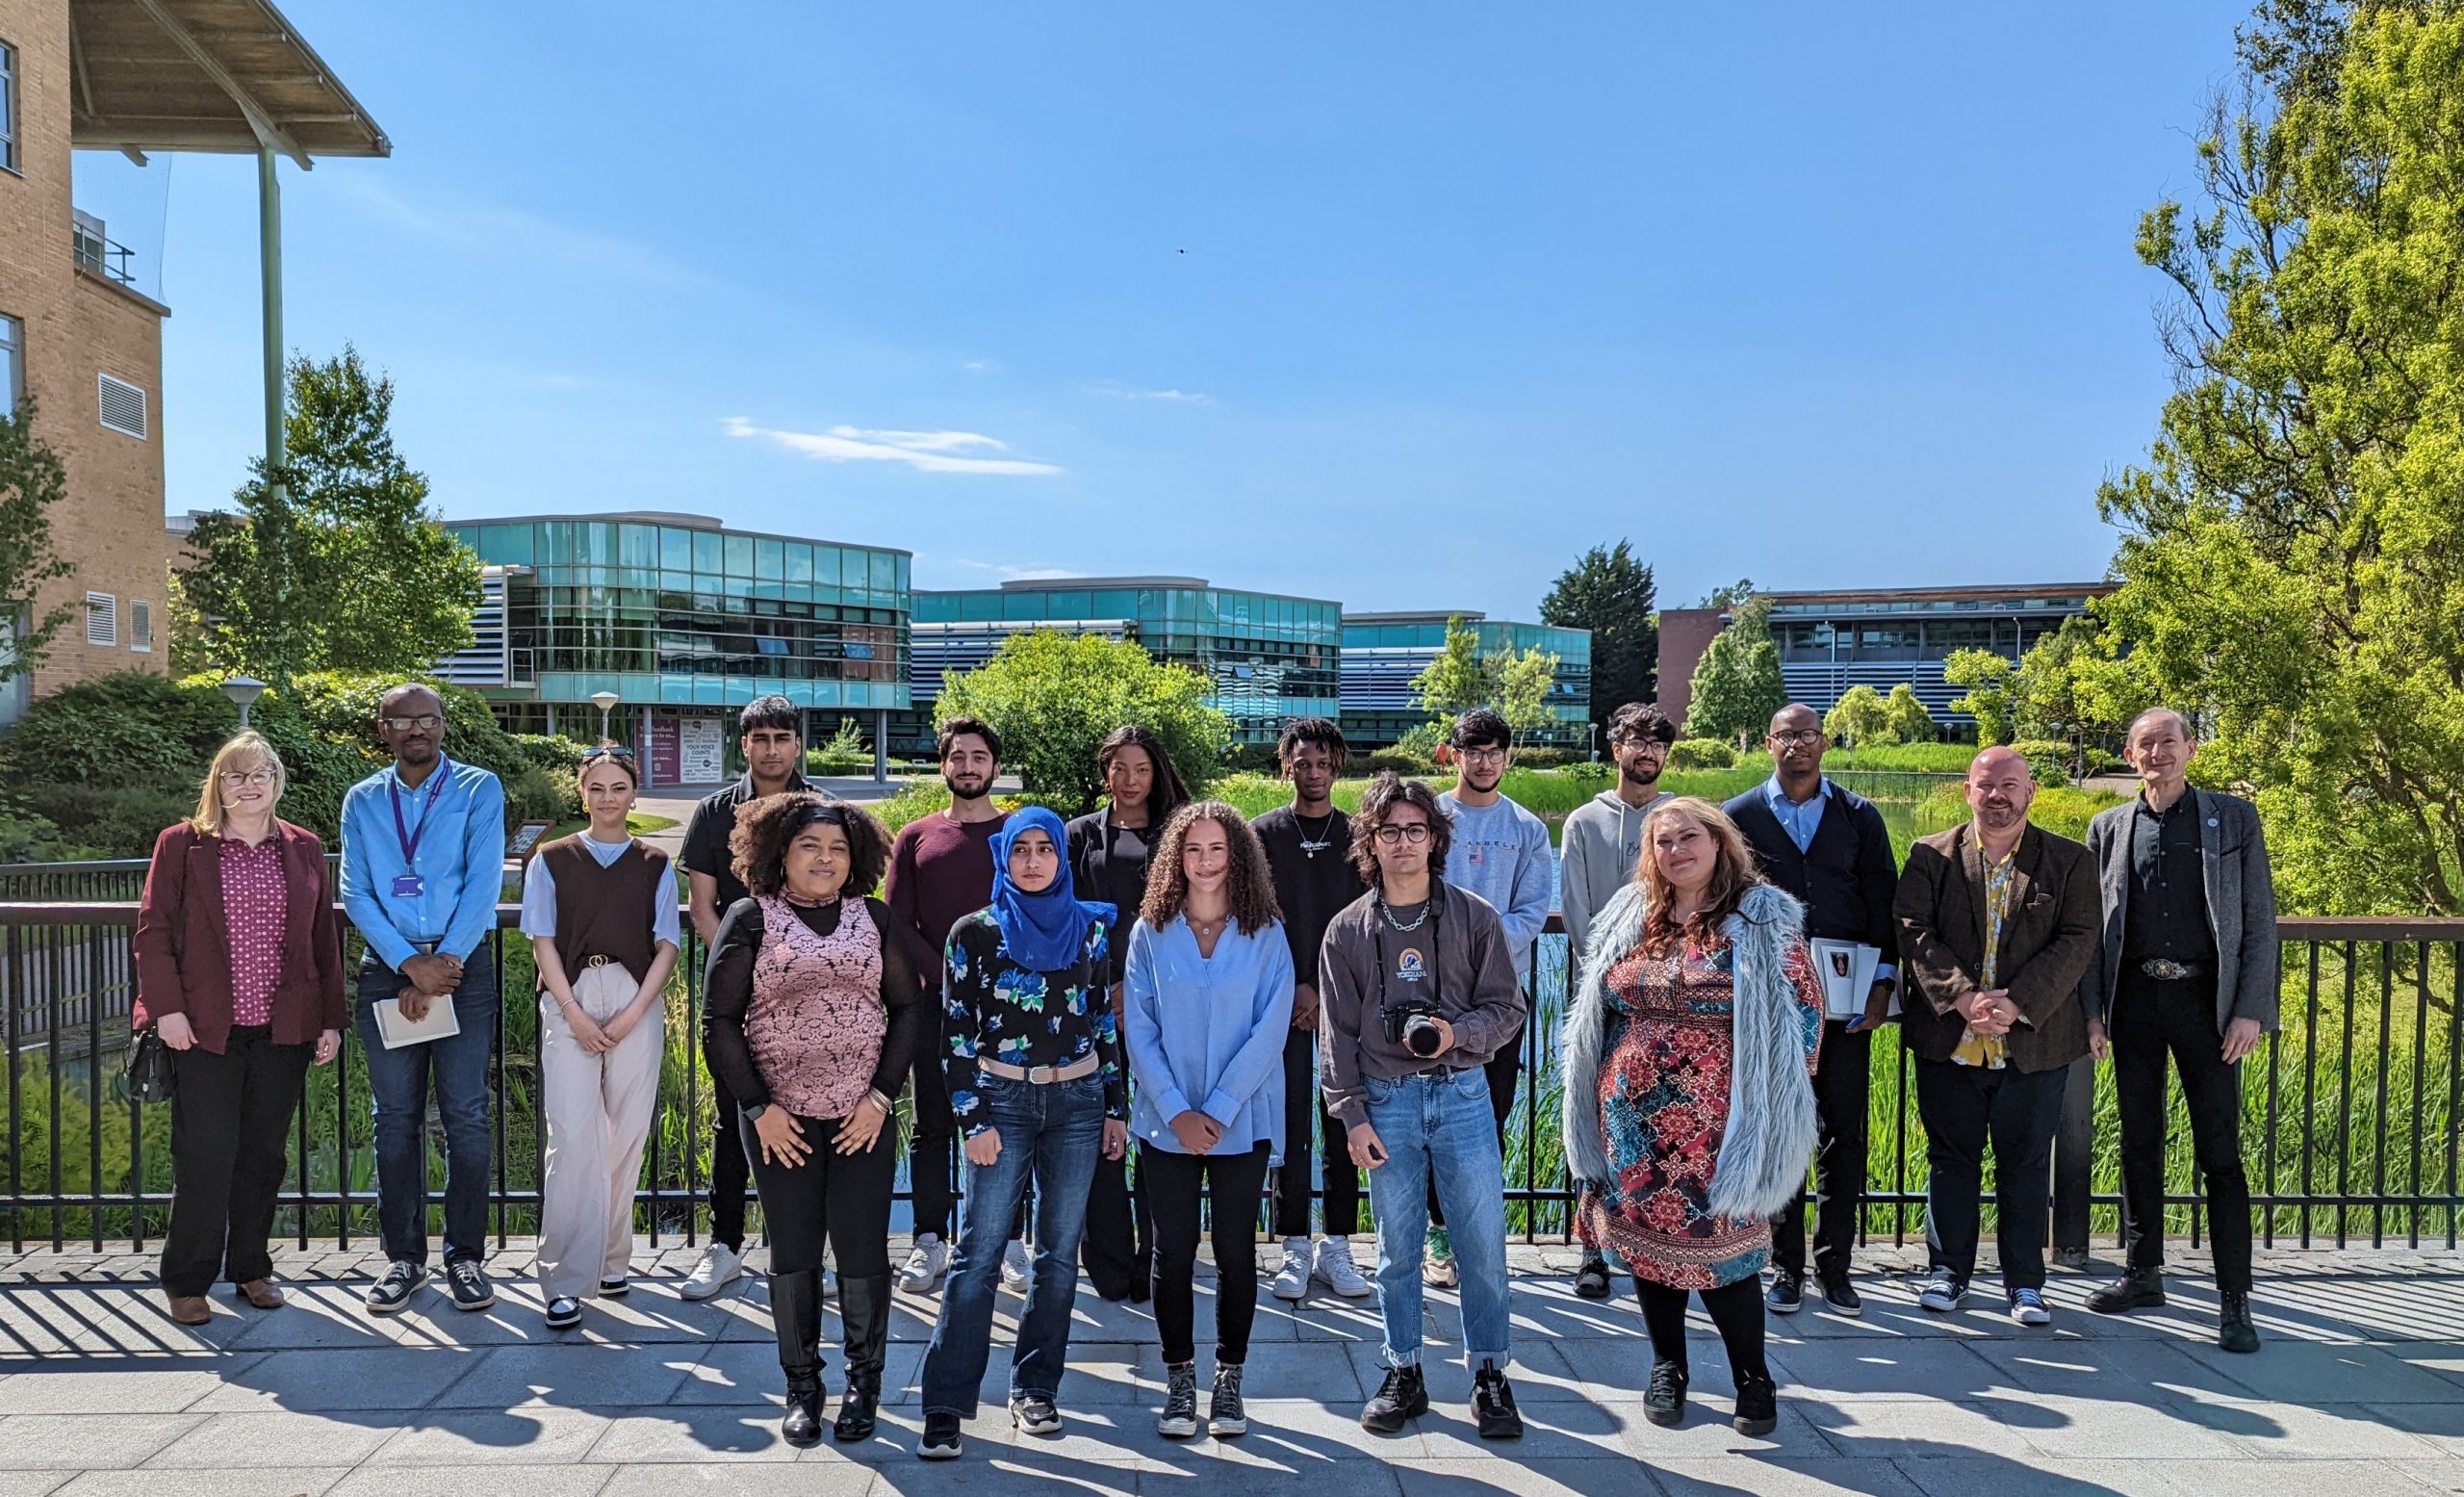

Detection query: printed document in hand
xmin=1807 ymin=940 xmax=1895 ymax=1022
xmin=372 ymin=993 xmax=461 ymax=1049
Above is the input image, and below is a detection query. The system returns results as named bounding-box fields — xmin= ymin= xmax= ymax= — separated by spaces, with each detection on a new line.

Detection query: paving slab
xmin=0 ymin=1414 xmax=202 ymax=1470
xmin=362 ymin=1406 xmax=620 ymax=1466
xmin=52 ymin=1471 xmax=348 ymax=1497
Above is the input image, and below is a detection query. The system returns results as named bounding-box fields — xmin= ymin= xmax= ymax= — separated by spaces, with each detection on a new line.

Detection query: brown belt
xmin=977 ymin=1054 xmax=1099 ymax=1084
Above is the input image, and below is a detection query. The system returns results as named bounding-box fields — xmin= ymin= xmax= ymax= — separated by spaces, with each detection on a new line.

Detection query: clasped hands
xmin=395 ymin=951 xmax=464 ymax=1023
xmin=1956 ymin=988 xmax=2020 ymax=1038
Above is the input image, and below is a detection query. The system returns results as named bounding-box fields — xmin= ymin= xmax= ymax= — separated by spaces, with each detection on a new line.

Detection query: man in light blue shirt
xmin=339 ymin=684 xmax=507 ymax=1317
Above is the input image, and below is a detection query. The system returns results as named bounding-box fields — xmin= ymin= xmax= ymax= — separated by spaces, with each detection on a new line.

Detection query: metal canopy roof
xmin=67 ymin=0 xmax=389 ymax=168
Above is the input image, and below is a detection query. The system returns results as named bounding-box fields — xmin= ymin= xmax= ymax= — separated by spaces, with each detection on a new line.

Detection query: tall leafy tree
xmin=1824 ymin=684 xmax=1891 ymax=748
xmin=2098 ymin=0 xmax=2462 ymax=913
xmin=1539 ymin=540 xmax=1657 ymax=725
xmin=1494 ymin=645 xmax=1562 ymax=744
xmin=179 ymin=347 xmax=480 ymax=683
xmin=0 ymin=400 xmax=75 ymax=689
xmin=1882 ymin=684 xmax=1939 ymax=744
xmin=1411 ymin=614 xmax=1492 ymax=721
xmin=935 ymin=631 xmax=1228 ymax=813
xmin=1683 ymin=595 xmax=1785 ymax=746
xmin=1943 ymin=650 xmax=2015 ymax=747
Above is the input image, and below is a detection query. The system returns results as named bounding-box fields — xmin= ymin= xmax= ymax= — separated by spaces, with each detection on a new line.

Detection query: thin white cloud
xmin=722 ymin=417 xmax=1062 ymax=476
xmin=1090 ymin=383 xmax=1214 ymax=405
xmin=962 ymin=359 xmax=996 ymax=374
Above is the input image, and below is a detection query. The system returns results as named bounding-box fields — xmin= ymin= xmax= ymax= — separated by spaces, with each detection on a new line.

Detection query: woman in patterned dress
xmin=704 ymin=793 xmax=924 ymax=1447
xmin=1560 ymin=797 xmax=1822 ymax=1437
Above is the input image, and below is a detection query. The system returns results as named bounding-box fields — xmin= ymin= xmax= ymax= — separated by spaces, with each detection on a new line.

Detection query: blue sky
xmin=75 ymin=2 xmax=2251 ymax=617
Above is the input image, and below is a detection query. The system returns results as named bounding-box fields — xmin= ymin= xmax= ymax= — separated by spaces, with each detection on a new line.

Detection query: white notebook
xmin=371 ymin=993 xmax=461 ymax=1049
xmin=1808 ymin=939 xmax=1895 ymax=1023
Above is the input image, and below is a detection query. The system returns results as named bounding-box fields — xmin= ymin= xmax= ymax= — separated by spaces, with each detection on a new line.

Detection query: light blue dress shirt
xmin=1121 ymin=915 xmax=1296 ymax=1161
xmin=340 ymin=759 xmax=507 ymax=971
xmin=1762 ymin=773 xmax=1829 ymax=853
xmin=518 ymin=834 xmax=680 ymax=949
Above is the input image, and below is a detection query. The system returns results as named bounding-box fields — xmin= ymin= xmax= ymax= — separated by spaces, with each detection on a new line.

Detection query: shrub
xmin=1362 ymin=750 xmax=1435 ymax=776
xmin=806 ymin=718 xmax=872 ymax=776
xmin=1513 ymin=746 xmax=1573 ymax=768
xmin=1667 ymin=738 xmax=1737 ymax=770
xmin=1221 ymin=742 xmax=1282 ymax=776
xmin=2008 ymin=739 xmax=2074 ymax=788
xmin=1912 ymin=781 xmax=2121 ymax=843
xmin=1565 ymin=760 xmax=1614 ymax=787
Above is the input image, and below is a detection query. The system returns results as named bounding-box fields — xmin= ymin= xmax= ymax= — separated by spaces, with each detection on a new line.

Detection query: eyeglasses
xmin=1373 ymin=823 xmax=1433 ymax=846
xmin=218 ymin=770 xmax=275 ymax=787
xmin=379 ymin=715 xmax=444 ymax=732
xmin=583 ymin=746 xmax=637 ymax=762
xmin=1770 ymin=730 xmax=1824 ymax=746
xmin=1459 ymin=746 xmax=1508 ymax=764
xmin=1624 ymin=740 xmax=1671 ymax=756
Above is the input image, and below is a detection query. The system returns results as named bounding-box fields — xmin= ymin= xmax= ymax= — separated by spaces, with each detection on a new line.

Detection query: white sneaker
xmin=898 ymin=1233 xmax=952 ymax=1294
xmin=1422 ymin=1227 xmax=1459 ymax=1289
xmin=1000 ymin=1239 xmax=1033 ymax=1296
xmin=1270 ymin=1237 xmax=1313 ymax=1302
xmin=1315 ymin=1236 xmax=1373 ymax=1298
xmin=678 ymin=1241 xmax=743 ymax=1302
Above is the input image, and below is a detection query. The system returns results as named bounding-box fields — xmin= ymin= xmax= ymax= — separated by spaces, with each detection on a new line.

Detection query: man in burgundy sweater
xmin=885 ymin=717 xmax=1009 ymax=1293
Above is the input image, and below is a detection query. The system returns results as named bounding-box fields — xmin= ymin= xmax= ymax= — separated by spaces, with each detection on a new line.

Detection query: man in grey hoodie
xmin=1554 ymin=701 xmax=1677 ymax=1297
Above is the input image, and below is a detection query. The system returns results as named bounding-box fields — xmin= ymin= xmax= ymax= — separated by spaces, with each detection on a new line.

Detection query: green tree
xmin=1494 ymin=646 xmax=1562 ymax=743
xmin=935 ymin=631 xmax=1228 ymax=813
xmin=1539 ymin=539 xmax=1656 ymax=726
xmin=1882 ymin=683 xmax=1938 ymax=744
xmin=1683 ymin=595 xmax=1785 ymax=746
xmin=0 ymin=400 xmax=75 ymax=690
xmin=178 ymin=347 xmax=480 ymax=683
xmin=2098 ymin=0 xmax=2463 ymax=913
xmin=1824 ymin=684 xmax=1891 ymax=748
xmin=2012 ymin=615 xmax=2153 ymax=766
xmin=1944 ymin=649 xmax=2015 ymax=747
xmin=1411 ymin=614 xmax=1492 ymax=722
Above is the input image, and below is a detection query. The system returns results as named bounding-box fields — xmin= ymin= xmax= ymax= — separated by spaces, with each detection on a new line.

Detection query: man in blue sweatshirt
xmin=1421 ymin=709 xmax=1553 ymax=1287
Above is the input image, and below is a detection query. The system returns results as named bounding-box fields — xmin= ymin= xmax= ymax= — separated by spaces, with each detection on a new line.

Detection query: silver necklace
xmin=1294 ymin=809 xmax=1335 ymax=860
xmin=1377 ymin=893 xmax=1431 ymax=932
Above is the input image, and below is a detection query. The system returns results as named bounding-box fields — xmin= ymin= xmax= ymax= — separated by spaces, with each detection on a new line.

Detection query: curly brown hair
xmin=729 ymin=792 xmax=891 ymax=900
xmin=1139 ymin=800 xmax=1282 ymax=935
xmin=1348 ymin=771 xmax=1450 ymax=888
xmin=1635 ymin=796 xmax=1764 ymax=957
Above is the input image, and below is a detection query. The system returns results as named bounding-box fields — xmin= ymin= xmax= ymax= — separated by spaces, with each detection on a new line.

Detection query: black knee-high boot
xmin=834 ymin=1274 xmax=891 ymax=1442
xmin=771 ymin=1270 xmax=825 ymax=1446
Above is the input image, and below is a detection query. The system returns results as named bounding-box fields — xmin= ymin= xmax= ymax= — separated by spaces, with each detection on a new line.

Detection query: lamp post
xmin=590 ymin=690 xmax=620 ymax=743
xmin=222 ymin=675 xmax=268 ymax=729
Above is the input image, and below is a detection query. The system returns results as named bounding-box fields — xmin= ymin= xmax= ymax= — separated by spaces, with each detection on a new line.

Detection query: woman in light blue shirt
xmin=1122 ymin=800 xmax=1294 ymax=1442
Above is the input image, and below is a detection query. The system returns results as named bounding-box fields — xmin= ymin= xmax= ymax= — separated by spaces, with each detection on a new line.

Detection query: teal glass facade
xmin=443 ymin=515 xmax=912 ymax=719
xmin=1340 ymin=615 xmax=1594 ymax=749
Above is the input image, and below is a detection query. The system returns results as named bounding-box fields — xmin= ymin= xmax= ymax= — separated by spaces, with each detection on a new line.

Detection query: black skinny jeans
xmin=1637 ymin=1277 xmax=1769 ymax=1386
xmin=739 ymin=1110 xmax=897 ymax=1278
xmin=1143 ymin=1142 xmax=1272 ymax=1366
xmin=709 ymin=1071 xmax=754 ymax=1252
xmin=162 ymin=1027 xmax=310 ymax=1297
xmin=1272 ymin=1026 xmax=1361 ymax=1238
xmin=2111 ymin=974 xmax=2253 ymax=1292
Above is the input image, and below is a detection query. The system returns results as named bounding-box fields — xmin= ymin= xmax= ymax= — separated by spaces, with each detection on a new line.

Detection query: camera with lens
xmin=1381 ymin=997 xmax=1448 ymax=1059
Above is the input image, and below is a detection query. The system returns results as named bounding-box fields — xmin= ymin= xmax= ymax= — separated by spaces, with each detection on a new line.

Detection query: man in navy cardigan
xmin=1723 ymin=703 xmax=1899 ymax=1316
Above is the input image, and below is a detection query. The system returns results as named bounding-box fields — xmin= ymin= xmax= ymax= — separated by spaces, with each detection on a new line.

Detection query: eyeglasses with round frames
xmin=1373 ymin=823 xmax=1433 ymax=845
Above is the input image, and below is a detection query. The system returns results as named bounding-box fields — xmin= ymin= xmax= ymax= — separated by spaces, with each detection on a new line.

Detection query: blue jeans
xmin=918 ymin=1071 xmax=1106 ymax=1416
xmin=356 ymin=944 xmax=499 ymax=1267
xmin=1363 ymin=1067 xmax=1512 ymax=1373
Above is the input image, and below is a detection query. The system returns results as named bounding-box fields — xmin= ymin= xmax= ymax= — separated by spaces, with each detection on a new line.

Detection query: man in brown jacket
xmin=1895 ymin=747 xmax=2098 ymax=1327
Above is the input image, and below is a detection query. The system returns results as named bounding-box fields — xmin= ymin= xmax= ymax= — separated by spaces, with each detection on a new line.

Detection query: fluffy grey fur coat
xmin=1560 ymin=880 xmax=1819 ymax=1224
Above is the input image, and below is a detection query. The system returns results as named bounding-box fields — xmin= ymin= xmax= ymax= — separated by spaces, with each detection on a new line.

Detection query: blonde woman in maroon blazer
xmin=134 ymin=731 xmax=346 ymax=1327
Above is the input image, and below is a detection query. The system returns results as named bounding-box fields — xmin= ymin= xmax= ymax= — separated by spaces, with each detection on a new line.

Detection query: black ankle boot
xmin=783 ymin=1370 xmax=825 ymax=1446
xmin=2085 ymin=1266 xmax=2166 ymax=1314
xmin=834 ymin=1274 xmax=891 ymax=1441
xmin=769 ymin=1270 xmax=826 ymax=1447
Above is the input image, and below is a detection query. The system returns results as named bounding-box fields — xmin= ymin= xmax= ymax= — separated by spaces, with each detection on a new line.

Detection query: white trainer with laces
xmin=1000 ymin=1239 xmax=1033 ymax=1295
xmin=1269 ymin=1237 xmax=1313 ymax=1302
xmin=1314 ymin=1236 xmax=1373 ymax=1298
xmin=678 ymin=1241 xmax=743 ymax=1302
xmin=898 ymin=1233 xmax=952 ymax=1294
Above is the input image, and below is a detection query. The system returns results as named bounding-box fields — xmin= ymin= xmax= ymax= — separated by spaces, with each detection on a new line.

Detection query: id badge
xmin=391 ymin=874 xmax=425 ymax=898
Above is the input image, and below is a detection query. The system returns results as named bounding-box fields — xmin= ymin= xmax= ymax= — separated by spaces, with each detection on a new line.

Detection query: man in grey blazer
xmin=2080 ymin=708 xmax=2276 ymax=1354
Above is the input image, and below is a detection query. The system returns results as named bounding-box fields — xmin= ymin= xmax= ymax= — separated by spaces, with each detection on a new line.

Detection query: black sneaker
xmin=1915 ymin=1269 xmax=1965 ymax=1313
xmin=1644 ymin=1359 xmax=1688 ymax=1426
xmin=1361 ymin=1363 xmax=1428 ymax=1433
xmin=1472 ymin=1360 xmax=1523 ymax=1440
xmin=366 ymin=1261 xmax=426 ymax=1315
xmin=597 ymin=1277 xmax=629 ymax=1298
xmin=917 ymin=1410 xmax=962 ymax=1459
xmin=2085 ymin=1267 xmax=2167 ymax=1314
xmin=1732 ymin=1375 xmax=1779 ymax=1437
xmin=1574 ymin=1253 xmax=1613 ymax=1300
xmin=1208 ymin=1362 xmax=1247 ymax=1438
xmin=543 ymin=1295 xmax=582 ymax=1329
xmin=2218 ymin=1290 xmax=2261 ymax=1355
xmin=1011 ymin=1393 xmax=1062 ymax=1436
xmin=1818 ymin=1273 xmax=1863 ymax=1317
xmin=444 ymin=1259 xmax=495 ymax=1312
xmin=1158 ymin=1361 xmax=1199 ymax=1439
xmin=1765 ymin=1273 xmax=1804 ymax=1314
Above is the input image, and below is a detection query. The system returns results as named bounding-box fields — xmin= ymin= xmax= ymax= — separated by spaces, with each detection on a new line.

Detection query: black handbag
xmin=124 ymin=1028 xmax=176 ymax=1105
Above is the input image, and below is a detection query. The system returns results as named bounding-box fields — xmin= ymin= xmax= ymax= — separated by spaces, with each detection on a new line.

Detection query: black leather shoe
xmin=1574 ymin=1254 xmax=1613 ymax=1300
xmin=1361 ymin=1364 xmax=1428 ymax=1433
xmin=1472 ymin=1360 xmax=1523 ymax=1440
xmin=1732 ymin=1375 xmax=1779 ymax=1437
xmin=1818 ymin=1274 xmax=1863 ymax=1317
xmin=782 ymin=1371 xmax=825 ymax=1447
xmin=834 ymin=1381 xmax=879 ymax=1442
xmin=2084 ymin=1267 xmax=2167 ymax=1314
xmin=2218 ymin=1290 xmax=2261 ymax=1354
xmin=1765 ymin=1274 xmax=1803 ymax=1314
xmin=1644 ymin=1359 xmax=1688 ymax=1426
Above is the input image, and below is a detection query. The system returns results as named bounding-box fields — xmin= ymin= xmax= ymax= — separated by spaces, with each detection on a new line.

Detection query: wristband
xmin=866 ymin=1088 xmax=893 ymax=1114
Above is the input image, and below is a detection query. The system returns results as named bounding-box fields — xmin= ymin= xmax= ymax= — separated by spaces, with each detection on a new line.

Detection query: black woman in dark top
xmin=1060 ymin=723 xmax=1189 ymax=1301
xmin=703 ymin=793 xmax=924 ymax=1448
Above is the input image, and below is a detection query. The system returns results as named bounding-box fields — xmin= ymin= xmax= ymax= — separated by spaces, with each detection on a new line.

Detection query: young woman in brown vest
xmin=703 ymin=792 xmax=926 ymax=1447
xmin=521 ymin=745 xmax=680 ymax=1331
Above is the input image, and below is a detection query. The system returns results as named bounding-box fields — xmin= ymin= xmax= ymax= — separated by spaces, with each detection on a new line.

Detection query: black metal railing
xmin=1 ymin=900 xmax=2455 ymax=1256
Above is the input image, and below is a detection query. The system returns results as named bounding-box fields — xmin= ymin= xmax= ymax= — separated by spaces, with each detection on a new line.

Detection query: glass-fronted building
xmin=904 ymin=577 xmax=1341 ymax=750
xmin=1339 ymin=611 xmax=1593 ymax=750
xmin=437 ymin=512 xmax=911 ymax=782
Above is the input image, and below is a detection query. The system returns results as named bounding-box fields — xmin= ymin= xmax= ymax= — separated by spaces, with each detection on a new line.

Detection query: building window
xmin=0 ymin=313 xmax=19 ymax=414
xmin=85 ymin=593 xmax=117 ymax=647
xmin=129 ymin=600 xmax=153 ymax=652
xmin=0 ymin=40 xmax=16 ymax=175
xmin=97 ymin=374 xmax=149 ymax=439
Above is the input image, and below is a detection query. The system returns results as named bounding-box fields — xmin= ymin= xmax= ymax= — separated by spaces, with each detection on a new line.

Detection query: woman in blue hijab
xmin=913 ymin=805 xmax=1129 ymax=1461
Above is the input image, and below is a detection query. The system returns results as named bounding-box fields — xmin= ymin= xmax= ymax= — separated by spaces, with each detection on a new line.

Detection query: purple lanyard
xmin=388 ymin=759 xmax=451 ymax=872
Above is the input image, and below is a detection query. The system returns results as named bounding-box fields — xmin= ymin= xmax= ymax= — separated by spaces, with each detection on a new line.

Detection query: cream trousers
xmin=537 ymin=962 xmax=664 ymax=1300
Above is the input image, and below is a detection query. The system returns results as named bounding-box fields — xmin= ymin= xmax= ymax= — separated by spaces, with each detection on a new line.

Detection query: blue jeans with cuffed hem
xmin=917 ymin=1071 xmax=1106 ymax=1416
xmin=356 ymin=945 xmax=498 ymax=1268
xmin=1363 ymin=1067 xmax=1512 ymax=1376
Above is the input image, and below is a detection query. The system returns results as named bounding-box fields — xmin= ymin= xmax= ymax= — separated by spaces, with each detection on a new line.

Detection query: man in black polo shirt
xmin=678 ymin=695 xmax=813 ymax=1300
xmin=1724 ymin=703 xmax=1898 ymax=1316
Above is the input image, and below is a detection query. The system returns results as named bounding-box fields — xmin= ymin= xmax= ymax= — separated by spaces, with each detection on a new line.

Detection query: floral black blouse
xmin=941 ymin=909 xmax=1127 ymax=1136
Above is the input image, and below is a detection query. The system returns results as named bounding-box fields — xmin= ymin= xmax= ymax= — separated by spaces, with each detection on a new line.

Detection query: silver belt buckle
xmin=1027 ymin=1064 xmax=1058 ymax=1084
xmin=2143 ymin=959 xmax=2192 ymax=981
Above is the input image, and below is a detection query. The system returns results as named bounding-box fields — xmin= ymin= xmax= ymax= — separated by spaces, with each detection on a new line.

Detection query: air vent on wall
xmin=97 ymin=374 xmax=147 ymax=438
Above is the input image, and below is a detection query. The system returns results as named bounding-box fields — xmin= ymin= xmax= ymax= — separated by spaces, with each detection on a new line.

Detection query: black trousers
xmin=1427 ymin=1026 xmax=1521 ymax=1230
xmin=1079 ymin=1149 xmax=1153 ymax=1299
xmin=162 ymin=1026 xmax=310 ymax=1297
xmin=739 ymin=1110 xmax=897 ymax=1278
xmin=1144 ymin=1142 xmax=1272 ymax=1366
xmin=908 ymin=1046 xmax=958 ymax=1241
xmin=1914 ymin=1057 xmax=2065 ymax=1290
xmin=709 ymin=1070 xmax=753 ymax=1251
xmin=1637 ymin=1277 xmax=1769 ymax=1386
xmin=2111 ymin=974 xmax=2253 ymax=1292
xmin=1773 ymin=1019 xmax=1872 ymax=1282
xmin=1271 ymin=1027 xmax=1361 ymax=1238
